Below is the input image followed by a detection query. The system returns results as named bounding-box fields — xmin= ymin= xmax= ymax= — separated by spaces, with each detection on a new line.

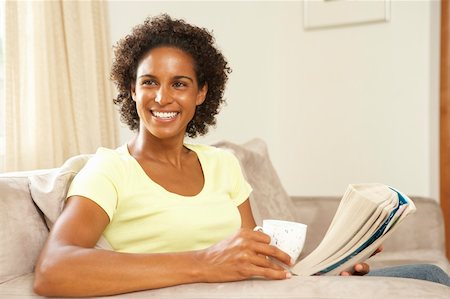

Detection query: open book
xmin=291 ymin=183 xmax=416 ymax=276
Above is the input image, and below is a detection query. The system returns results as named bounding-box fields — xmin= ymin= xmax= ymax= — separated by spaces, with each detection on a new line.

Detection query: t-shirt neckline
xmin=121 ymin=143 xmax=207 ymax=199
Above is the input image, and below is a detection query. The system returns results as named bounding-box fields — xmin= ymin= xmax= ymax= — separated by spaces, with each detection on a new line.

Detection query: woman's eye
xmin=173 ymin=81 xmax=187 ymax=88
xmin=142 ymin=80 xmax=157 ymax=86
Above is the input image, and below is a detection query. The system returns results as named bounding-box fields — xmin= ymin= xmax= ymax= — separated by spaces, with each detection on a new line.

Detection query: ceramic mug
xmin=254 ymin=219 xmax=307 ymax=263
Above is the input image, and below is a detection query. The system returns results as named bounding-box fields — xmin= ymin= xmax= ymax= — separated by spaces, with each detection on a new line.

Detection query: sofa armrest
xmin=382 ymin=196 xmax=446 ymax=252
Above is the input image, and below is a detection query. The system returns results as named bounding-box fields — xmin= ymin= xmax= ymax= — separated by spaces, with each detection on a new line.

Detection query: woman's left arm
xmin=237 ymin=199 xmax=257 ymax=229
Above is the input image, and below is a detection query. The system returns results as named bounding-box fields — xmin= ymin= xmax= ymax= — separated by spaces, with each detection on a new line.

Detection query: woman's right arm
xmin=34 ymin=196 xmax=291 ymax=297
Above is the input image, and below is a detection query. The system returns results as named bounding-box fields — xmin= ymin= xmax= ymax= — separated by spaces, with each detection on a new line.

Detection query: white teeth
xmin=152 ymin=111 xmax=178 ymax=119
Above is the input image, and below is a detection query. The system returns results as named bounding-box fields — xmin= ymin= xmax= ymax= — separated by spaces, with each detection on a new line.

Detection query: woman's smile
xmin=150 ymin=110 xmax=180 ymax=121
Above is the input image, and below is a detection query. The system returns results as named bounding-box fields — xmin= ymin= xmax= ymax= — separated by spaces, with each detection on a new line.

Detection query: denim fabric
xmin=368 ymin=264 xmax=450 ymax=287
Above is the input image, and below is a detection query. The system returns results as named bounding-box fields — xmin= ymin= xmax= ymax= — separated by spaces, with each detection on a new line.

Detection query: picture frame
xmin=303 ymin=0 xmax=391 ymax=30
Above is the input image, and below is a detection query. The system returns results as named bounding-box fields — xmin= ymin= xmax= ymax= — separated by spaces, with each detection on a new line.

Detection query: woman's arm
xmin=34 ymin=197 xmax=291 ymax=297
xmin=34 ymin=196 xmax=207 ymax=296
xmin=238 ymin=198 xmax=257 ymax=229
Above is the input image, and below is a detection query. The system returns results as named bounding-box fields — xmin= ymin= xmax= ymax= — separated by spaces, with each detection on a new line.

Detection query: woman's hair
xmin=110 ymin=14 xmax=231 ymax=138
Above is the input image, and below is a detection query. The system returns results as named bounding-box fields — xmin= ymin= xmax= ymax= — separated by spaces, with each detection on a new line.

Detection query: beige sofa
xmin=1 ymin=139 xmax=449 ymax=298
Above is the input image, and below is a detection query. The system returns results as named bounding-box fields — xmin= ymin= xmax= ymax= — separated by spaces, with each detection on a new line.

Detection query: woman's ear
xmin=196 ymin=83 xmax=208 ymax=106
xmin=131 ymin=84 xmax=136 ymax=102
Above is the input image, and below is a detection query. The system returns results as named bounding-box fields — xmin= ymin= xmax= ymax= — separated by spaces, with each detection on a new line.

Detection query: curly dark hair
xmin=110 ymin=14 xmax=231 ymax=138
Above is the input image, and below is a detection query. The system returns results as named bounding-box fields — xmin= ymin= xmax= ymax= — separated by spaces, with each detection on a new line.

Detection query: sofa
xmin=0 ymin=139 xmax=449 ymax=298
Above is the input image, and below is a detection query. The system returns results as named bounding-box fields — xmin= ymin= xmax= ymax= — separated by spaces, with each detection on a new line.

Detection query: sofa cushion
xmin=29 ymin=154 xmax=91 ymax=229
xmin=29 ymin=154 xmax=113 ymax=250
xmin=214 ymin=139 xmax=297 ymax=225
xmin=1 ymin=273 xmax=449 ymax=299
xmin=0 ymin=176 xmax=48 ymax=283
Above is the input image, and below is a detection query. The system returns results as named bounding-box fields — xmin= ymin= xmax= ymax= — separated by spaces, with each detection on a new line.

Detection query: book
xmin=291 ymin=183 xmax=416 ymax=276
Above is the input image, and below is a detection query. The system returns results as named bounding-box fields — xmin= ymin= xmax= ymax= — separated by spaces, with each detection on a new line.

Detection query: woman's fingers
xmin=247 ymin=232 xmax=292 ymax=266
xmin=233 ymin=250 xmax=289 ymax=280
xmin=252 ymin=254 xmax=285 ymax=271
xmin=340 ymin=263 xmax=370 ymax=276
xmin=370 ymin=245 xmax=384 ymax=257
xmin=249 ymin=229 xmax=272 ymax=244
xmin=238 ymin=229 xmax=292 ymax=267
xmin=339 ymin=244 xmax=383 ymax=276
xmin=256 ymin=243 xmax=293 ymax=267
xmin=247 ymin=264 xmax=291 ymax=280
xmin=201 ymin=228 xmax=295 ymax=282
xmin=354 ymin=263 xmax=370 ymax=275
xmin=340 ymin=271 xmax=351 ymax=276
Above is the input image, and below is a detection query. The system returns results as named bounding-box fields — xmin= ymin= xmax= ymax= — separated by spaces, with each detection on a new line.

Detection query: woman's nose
xmin=155 ymin=89 xmax=162 ymax=103
xmin=155 ymin=86 xmax=172 ymax=105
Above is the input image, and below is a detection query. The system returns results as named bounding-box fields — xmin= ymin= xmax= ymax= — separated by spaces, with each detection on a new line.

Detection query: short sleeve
xmin=224 ymin=151 xmax=253 ymax=206
xmin=66 ymin=148 xmax=123 ymax=221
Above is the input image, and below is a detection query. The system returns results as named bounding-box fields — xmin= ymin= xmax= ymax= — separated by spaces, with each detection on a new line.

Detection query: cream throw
xmin=2 ymin=0 xmax=118 ymax=171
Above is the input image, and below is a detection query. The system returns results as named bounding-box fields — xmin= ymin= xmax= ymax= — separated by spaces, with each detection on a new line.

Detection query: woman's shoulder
xmin=186 ymin=143 xmax=227 ymax=154
xmin=185 ymin=143 xmax=238 ymax=162
xmin=84 ymin=144 xmax=131 ymax=172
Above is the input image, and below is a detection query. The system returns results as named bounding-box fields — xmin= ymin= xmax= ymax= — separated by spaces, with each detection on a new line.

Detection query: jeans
xmin=367 ymin=264 xmax=450 ymax=287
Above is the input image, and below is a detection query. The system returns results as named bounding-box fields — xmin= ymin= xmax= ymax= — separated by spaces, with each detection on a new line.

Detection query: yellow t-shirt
xmin=67 ymin=143 xmax=252 ymax=253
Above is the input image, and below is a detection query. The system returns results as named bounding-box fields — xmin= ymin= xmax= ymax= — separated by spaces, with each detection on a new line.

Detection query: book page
xmin=291 ymin=185 xmax=416 ymax=276
xmin=313 ymin=195 xmax=407 ymax=275
xmin=293 ymin=189 xmax=378 ymax=271
xmin=292 ymin=184 xmax=395 ymax=275
xmin=312 ymin=197 xmax=395 ymax=271
xmin=324 ymin=196 xmax=415 ymax=276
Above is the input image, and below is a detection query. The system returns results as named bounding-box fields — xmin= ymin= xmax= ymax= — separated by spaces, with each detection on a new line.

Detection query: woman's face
xmin=131 ymin=46 xmax=207 ymax=141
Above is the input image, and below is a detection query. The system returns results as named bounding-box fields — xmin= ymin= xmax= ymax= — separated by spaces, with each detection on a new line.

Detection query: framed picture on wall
xmin=303 ymin=0 xmax=391 ymax=30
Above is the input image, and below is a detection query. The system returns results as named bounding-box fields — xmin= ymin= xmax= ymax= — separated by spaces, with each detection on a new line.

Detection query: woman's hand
xmin=196 ymin=228 xmax=293 ymax=282
xmin=339 ymin=262 xmax=370 ymax=276
xmin=339 ymin=245 xmax=384 ymax=276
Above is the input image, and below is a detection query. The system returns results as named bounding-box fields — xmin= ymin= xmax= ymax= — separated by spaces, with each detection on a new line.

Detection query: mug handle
xmin=253 ymin=226 xmax=264 ymax=232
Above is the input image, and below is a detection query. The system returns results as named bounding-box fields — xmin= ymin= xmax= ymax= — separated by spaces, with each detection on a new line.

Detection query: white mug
xmin=254 ymin=219 xmax=307 ymax=263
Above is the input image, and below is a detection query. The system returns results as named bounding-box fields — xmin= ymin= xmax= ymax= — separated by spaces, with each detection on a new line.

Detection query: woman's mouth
xmin=151 ymin=110 xmax=179 ymax=120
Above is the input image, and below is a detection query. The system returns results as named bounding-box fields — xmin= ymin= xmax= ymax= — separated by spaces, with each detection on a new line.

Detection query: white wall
xmin=108 ymin=1 xmax=440 ymax=199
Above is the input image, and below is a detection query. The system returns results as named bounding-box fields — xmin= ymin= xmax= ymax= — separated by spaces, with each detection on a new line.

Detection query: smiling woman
xmin=32 ymin=14 xmax=296 ymax=297
xmin=29 ymin=12 xmax=450 ymax=297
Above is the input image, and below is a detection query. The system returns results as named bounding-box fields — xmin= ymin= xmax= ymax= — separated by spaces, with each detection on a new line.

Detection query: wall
xmin=108 ymin=1 xmax=440 ymax=199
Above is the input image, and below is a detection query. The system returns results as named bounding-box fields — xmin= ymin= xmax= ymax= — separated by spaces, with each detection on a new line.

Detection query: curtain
xmin=2 ymin=0 xmax=118 ymax=172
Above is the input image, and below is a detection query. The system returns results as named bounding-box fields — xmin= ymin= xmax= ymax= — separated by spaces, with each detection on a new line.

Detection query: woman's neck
xmin=127 ymin=130 xmax=189 ymax=167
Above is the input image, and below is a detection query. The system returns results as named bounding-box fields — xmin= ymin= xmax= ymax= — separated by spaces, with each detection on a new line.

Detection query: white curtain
xmin=2 ymin=0 xmax=118 ymax=172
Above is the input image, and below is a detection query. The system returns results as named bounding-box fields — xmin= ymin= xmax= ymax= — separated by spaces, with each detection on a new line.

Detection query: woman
xmin=33 ymin=14 xmax=448 ymax=297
